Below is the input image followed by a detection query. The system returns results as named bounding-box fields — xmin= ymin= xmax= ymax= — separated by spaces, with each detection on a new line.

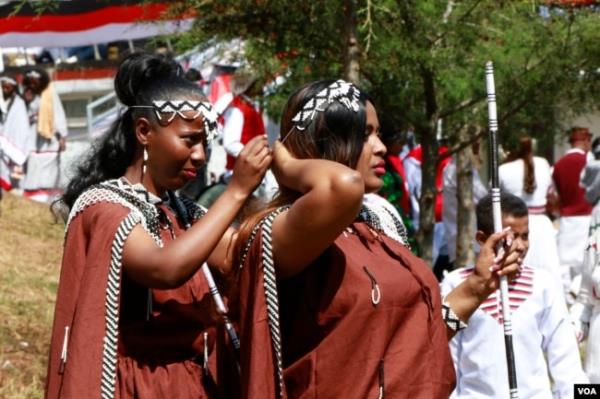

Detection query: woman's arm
xmin=122 ymin=135 xmax=271 ymax=288
xmin=270 ymin=141 xmax=365 ymax=278
xmin=444 ymin=229 xmax=521 ymax=339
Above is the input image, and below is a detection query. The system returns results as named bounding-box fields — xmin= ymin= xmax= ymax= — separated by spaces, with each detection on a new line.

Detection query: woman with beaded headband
xmin=233 ymin=79 xmax=522 ymax=398
xmin=46 ymin=52 xmax=271 ymax=398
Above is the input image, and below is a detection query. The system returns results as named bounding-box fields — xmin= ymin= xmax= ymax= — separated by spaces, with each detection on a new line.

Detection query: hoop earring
xmin=142 ymin=146 xmax=148 ymax=181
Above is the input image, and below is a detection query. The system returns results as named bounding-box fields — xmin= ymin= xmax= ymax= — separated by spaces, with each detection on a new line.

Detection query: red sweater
xmin=225 ymin=96 xmax=265 ymax=170
xmin=552 ymin=149 xmax=592 ymax=216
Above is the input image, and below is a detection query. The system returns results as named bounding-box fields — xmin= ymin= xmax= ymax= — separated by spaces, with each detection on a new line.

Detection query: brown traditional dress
xmin=46 ymin=179 xmax=221 ymax=398
xmin=239 ymin=215 xmax=455 ymax=399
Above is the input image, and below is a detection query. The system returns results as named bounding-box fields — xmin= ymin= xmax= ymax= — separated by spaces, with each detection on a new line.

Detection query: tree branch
xmin=444 ymin=126 xmax=486 ymax=159
xmin=443 ymin=0 xmax=456 ymax=24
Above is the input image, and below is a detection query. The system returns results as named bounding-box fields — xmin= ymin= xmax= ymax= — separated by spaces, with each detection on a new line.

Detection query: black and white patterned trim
xmin=100 ymin=212 xmax=140 ymax=399
xmin=239 ymin=222 xmax=263 ymax=269
xmin=441 ymin=299 xmax=468 ymax=332
xmin=239 ymin=206 xmax=289 ymax=396
xmin=67 ymin=179 xmax=163 ymax=245
xmin=358 ymin=203 xmax=410 ymax=249
xmin=132 ymin=100 xmax=219 ymax=143
xmin=178 ymin=195 xmax=208 ymax=221
xmin=291 ymin=80 xmax=361 ymax=131
xmin=260 ymin=207 xmax=288 ymax=397
xmin=67 ymin=179 xmax=207 ymax=397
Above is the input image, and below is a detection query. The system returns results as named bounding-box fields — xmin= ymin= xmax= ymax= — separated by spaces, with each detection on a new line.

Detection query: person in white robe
xmin=0 ymin=75 xmax=30 ymax=193
xmin=442 ymin=145 xmax=488 ymax=268
xmin=21 ymin=68 xmax=68 ymax=203
xmin=441 ymin=192 xmax=587 ymax=399
xmin=572 ymin=141 xmax=600 ymax=383
xmin=499 ymin=137 xmax=562 ymax=289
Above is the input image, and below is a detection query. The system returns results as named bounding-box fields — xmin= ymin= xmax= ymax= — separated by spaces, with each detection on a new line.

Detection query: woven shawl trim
xmin=66 ymin=180 xmax=163 ymax=245
xmin=239 ymin=206 xmax=289 ymax=397
xmin=65 ymin=180 xmax=205 ymax=398
xmin=100 ymin=212 xmax=139 ymax=399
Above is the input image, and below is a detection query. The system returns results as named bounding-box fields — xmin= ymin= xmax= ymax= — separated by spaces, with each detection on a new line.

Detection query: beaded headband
xmin=0 ymin=76 xmax=18 ymax=86
xmin=131 ymin=100 xmax=219 ymax=143
xmin=281 ymin=79 xmax=361 ymax=142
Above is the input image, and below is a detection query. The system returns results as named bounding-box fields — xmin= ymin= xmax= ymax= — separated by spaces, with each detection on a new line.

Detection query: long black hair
xmin=280 ymin=79 xmax=369 ymax=169
xmin=61 ymin=52 xmax=206 ymax=210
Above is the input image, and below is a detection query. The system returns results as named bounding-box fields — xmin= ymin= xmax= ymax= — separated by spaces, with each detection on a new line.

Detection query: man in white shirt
xmin=0 ymin=75 xmax=30 ymax=193
xmin=441 ymin=192 xmax=588 ymax=398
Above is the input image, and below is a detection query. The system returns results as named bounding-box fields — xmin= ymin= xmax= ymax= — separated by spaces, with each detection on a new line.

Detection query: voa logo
xmin=575 ymin=384 xmax=600 ymax=398
xmin=578 ymin=387 xmax=597 ymax=395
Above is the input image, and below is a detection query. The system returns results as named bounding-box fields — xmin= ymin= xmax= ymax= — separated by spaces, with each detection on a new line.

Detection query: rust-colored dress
xmin=46 ymin=180 xmax=221 ymax=398
xmin=239 ymin=221 xmax=455 ymax=399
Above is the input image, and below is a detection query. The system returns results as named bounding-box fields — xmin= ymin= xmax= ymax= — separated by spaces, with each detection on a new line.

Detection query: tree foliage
xmin=166 ymin=0 xmax=600 ymax=260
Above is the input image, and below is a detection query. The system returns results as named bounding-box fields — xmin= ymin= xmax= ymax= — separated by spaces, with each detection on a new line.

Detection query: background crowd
xmin=1 ymin=1 xmax=600 ymax=398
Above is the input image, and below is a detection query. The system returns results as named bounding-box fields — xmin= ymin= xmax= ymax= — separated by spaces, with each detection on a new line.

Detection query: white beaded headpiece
xmin=131 ymin=100 xmax=219 ymax=143
xmin=281 ymin=80 xmax=361 ymax=142
xmin=291 ymin=79 xmax=361 ymax=130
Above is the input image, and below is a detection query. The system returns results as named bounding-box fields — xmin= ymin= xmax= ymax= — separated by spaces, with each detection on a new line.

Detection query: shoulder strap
xmin=238 ymin=206 xmax=289 ymax=396
xmin=100 ymin=212 xmax=141 ymax=399
xmin=259 ymin=206 xmax=288 ymax=398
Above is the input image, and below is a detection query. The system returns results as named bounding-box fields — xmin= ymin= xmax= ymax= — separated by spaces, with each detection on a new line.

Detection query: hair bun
xmin=115 ymin=52 xmax=182 ymax=106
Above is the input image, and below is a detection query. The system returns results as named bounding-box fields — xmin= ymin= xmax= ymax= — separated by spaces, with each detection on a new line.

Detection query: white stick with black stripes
xmin=486 ymin=61 xmax=519 ymax=399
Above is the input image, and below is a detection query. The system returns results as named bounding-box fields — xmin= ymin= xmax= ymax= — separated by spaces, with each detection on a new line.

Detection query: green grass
xmin=0 ymin=193 xmax=63 ymax=399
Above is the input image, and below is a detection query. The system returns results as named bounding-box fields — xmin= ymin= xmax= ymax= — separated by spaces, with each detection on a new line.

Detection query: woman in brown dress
xmin=45 ymin=52 xmax=271 ymax=398
xmin=234 ymin=79 xmax=521 ymax=398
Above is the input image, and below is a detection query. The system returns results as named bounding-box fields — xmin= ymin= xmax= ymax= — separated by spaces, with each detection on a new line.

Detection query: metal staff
xmin=485 ymin=61 xmax=519 ymax=399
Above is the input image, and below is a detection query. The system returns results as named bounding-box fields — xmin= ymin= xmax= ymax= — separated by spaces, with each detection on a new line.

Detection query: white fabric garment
xmin=0 ymin=95 xmax=29 ymax=189
xmin=222 ymin=106 xmax=244 ymax=159
xmin=403 ymin=153 xmax=421 ymax=231
xmin=557 ymin=215 xmax=590 ymax=296
xmin=554 ymin=149 xmax=590 ymax=301
xmin=441 ymin=266 xmax=588 ymax=399
xmin=574 ymin=200 xmax=600 ymax=383
xmin=525 ymin=214 xmax=562 ymax=287
xmin=442 ymin=158 xmax=488 ymax=263
xmin=499 ymin=157 xmax=552 ymax=207
xmin=0 ymin=95 xmax=29 ymax=165
xmin=220 ymin=99 xmax=277 ymax=202
xmin=22 ymin=89 xmax=68 ymax=200
xmin=499 ymin=156 xmax=561 ymax=287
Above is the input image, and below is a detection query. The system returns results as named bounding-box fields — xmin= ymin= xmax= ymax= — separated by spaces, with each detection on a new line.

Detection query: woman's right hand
xmin=229 ymin=135 xmax=272 ymax=195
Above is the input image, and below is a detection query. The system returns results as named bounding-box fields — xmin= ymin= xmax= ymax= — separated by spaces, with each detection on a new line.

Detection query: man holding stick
xmin=441 ymin=192 xmax=587 ymax=398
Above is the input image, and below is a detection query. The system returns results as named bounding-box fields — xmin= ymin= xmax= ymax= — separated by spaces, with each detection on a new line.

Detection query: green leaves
xmin=165 ymin=0 xmax=598 ymax=149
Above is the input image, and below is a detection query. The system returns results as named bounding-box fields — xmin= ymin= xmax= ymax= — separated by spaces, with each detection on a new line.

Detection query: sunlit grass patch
xmin=0 ymin=193 xmax=63 ymax=399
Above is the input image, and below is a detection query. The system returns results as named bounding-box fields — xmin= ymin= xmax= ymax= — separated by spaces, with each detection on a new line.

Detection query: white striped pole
xmin=485 ymin=61 xmax=519 ymax=399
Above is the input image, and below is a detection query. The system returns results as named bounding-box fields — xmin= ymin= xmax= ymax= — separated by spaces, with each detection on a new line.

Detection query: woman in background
xmin=499 ymin=136 xmax=561 ymax=286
